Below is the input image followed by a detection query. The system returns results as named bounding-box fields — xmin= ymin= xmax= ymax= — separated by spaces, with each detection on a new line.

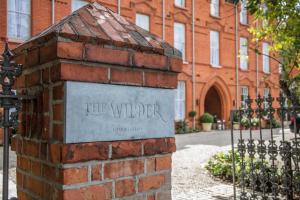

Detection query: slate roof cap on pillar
xmin=14 ymin=2 xmax=182 ymax=59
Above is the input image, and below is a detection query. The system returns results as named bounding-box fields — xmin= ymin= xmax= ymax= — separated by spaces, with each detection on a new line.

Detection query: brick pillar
xmin=11 ymin=3 xmax=182 ymax=200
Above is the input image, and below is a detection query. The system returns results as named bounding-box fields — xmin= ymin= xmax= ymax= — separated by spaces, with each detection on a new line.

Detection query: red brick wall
xmin=0 ymin=0 xmax=280 ymax=133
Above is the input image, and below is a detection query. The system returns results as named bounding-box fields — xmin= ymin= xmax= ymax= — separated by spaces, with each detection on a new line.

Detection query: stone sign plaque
xmin=64 ymin=81 xmax=176 ymax=143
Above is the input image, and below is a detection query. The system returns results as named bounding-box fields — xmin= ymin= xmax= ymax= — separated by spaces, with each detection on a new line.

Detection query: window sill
xmin=7 ymin=38 xmax=25 ymax=44
xmin=183 ymin=61 xmax=189 ymax=65
xmin=240 ymin=22 xmax=249 ymax=26
xmin=210 ymin=14 xmax=221 ymax=19
xmin=211 ymin=64 xmax=222 ymax=68
xmin=174 ymin=5 xmax=187 ymax=10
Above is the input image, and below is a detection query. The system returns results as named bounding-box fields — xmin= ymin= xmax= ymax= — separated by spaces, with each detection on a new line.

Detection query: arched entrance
xmin=199 ymin=76 xmax=232 ymax=121
xmin=204 ymin=86 xmax=223 ymax=119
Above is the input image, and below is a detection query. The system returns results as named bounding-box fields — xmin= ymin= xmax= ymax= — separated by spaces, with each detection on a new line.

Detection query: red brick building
xmin=0 ymin=0 xmax=280 ymax=137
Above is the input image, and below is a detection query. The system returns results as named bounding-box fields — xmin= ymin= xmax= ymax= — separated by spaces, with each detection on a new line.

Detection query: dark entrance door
xmin=204 ymin=86 xmax=222 ymax=120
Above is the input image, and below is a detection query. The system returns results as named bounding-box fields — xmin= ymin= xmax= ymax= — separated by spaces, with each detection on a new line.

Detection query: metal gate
xmin=230 ymin=94 xmax=300 ymax=199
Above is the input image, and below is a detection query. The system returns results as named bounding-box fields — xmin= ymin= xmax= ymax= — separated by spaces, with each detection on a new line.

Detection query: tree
xmin=245 ymin=0 xmax=300 ymax=106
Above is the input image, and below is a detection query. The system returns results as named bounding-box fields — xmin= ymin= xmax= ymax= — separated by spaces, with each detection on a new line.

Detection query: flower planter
xmin=233 ymin=123 xmax=240 ymax=130
xmin=202 ymin=123 xmax=212 ymax=132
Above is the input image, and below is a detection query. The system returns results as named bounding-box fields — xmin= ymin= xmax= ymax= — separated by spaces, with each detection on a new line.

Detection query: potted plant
xmin=188 ymin=111 xmax=197 ymax=118
xmin=233 ymin=112 xmax=240 ymax=130
xmin=251 ymin=117 xmax=259 ymax=129
xmin=199 ymin=113 xmax=214 ymax=132
xmin=175 ymin=120 xmax=189 ymax=134
xmin=241 ymin=116 xmax=250 ymax=129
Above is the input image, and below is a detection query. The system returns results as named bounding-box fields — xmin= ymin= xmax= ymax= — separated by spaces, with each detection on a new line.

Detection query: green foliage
xmin=175 ymin=121 xmax=189 ymax=134
xmin=251 ymin=117 xmax=259 ymax=127
xmin=241 ymin=116 xmax=250 ymax=128
xmin=199 ymin=113 xmax=214 ymax=123
xmin=188 ymin=111 xmax=197 ymax=118
xmin=206 ymin=151 xmax=276 ymax=190
xmin=233 ymin=112 xmax=240 ymax=123
xmin=266 ymin=118 xmax=281 ymax=128
xmin=246 ymin=0 xmax=300 ymax=106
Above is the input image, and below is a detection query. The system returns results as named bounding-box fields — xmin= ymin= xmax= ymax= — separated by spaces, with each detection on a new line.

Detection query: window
xmin=240 ymin=0 xmax=247 ymax=24
xmin=210 ymin=31 xmax=220 ymax=67
xmin=7 ymin=0 xmax=31 ymax=40
xmin=174 ymin=22 xmax=186 ymax=60
xmin=262 ymin=43 xmax=270 ymax=73
xmin=72 ymin=0 xmax=88 ymax=12
xmin=263 ymin=88 xmax=270 ymax=108
xmin=262 ymin=4 xmax=268 ymax=26
xmin=211 ymin=0 xmax=219 ymax=17
xmin=279 ymin=64 xmax=283 ymax=74
xmin=135 ymin=13 xmax=150 ymax=31
xmin=241 ymin=86 xmax=249 ymax=108
xmin=175 ymin=0 xmax=185 ymax=7
xmin=175 ymin=81 xmax=186 ymax=121
xmin=240 ymin=37 xmax=248 ymax=70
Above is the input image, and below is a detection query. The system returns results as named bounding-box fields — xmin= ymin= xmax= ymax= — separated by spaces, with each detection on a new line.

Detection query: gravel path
xmin=172 ymin=144 xmax=235 ymax=200
xmin=0 ymin=169 xmax=17 ymax=199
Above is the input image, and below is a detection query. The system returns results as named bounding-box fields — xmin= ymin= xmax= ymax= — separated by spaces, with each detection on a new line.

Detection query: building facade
xmin=0 ymin=0 xmax=280 ymax=135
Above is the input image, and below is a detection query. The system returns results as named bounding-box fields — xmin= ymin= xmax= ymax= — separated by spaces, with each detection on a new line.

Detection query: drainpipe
xmin=52 ymin=0 xmax=55 ymax=24
xmin=162 ymin=0 xmax=165 ymax=40
xmin=192 ymin=0 xmax=196 ymax=129
xmin=235 ymin=3 xmax=239 ymax=109
xmin=118 ymin=0 xmax=121 ymax=15
xmin=256 ymin=21 xmax=259 ymax=97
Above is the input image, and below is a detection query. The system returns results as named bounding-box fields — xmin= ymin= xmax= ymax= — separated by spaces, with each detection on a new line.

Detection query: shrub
xmin=188 ymin=111 xmax=197 ymax=118
xmin=241 ymin=116 xmax=250 ymax=128
xmin=175 ymin=121 xmax=189 ymax=134
xmin=266 ymin=119 xmax=281 ymax=128
xmin=251 ymin=117 xmax=259 ymax=127
xmin=199 ymin=113 xmax=214 ymax=124
xmin=206 ymin=151 xmax=276 ymax=192
xmin=233 ymin=112 xmax=240 ymax=123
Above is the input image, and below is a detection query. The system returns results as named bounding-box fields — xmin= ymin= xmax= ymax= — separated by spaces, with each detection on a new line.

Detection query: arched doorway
xmin=200 ymin=76 xmax=232 ymax=121
xmin=204 ymin=86 xmax=223 ymax=120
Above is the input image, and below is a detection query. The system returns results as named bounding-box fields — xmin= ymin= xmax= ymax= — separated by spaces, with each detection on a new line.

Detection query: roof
xmin=19 ymin=2 xmax=181 ymax=58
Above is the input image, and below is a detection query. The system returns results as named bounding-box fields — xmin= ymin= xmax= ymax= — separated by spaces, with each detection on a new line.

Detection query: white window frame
xmin=174 ymin=22 xmax=186 ymax=61
xmin=262 ymin=42 xmax=270 ymax=73
xmin=72 ymin=0 xmax=88 ymax=12
xmin=175 ymin=0 xmax=185 ymax=7
xmin=263 ymin=88 xmax=270 ymax=108
xmin=241 ymin=86 xmax=249 ymax=108
xmin=135 ymin=13 xmax=150 ymax=31
xmin=240 ymin=37 xmax=248 ymax=70
xmin=211 ymin=0 xmax=220 ymax=17
xmin=210 ymin=31 xmax=220 ymax=67
xmin=175 ymin=81 xmax=186 ymax=121
xmin=7 ymin=0 xmax=31 ymax=40
xmin=240 ymin=0 xmax=248 ymax=24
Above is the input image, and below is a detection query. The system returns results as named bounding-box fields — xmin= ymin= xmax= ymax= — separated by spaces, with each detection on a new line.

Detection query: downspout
xmin=118 ymin=0 xmax=121 ymax=15
xmin=235 ymin=3 xmax=239 ymax=109
xmin=256 ymin=21 xmax=259 ymax=97
xmin=192 ymin=0 xmax=196 ymax=129
xmin=52 ymin=0 xmax=55 ymax=24
xmin=162 ymin=0 xmax=165 ymax=40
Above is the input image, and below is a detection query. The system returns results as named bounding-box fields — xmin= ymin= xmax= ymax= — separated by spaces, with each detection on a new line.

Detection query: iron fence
xmin=230 ymin=94 xmax=300 ymax=200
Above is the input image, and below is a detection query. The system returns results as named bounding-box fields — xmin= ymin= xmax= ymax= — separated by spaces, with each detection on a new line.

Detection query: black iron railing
xmin=0 ymin=43 xmax=22 ymax=200
xmin=230 ymin=94 xmax=300 ymax=200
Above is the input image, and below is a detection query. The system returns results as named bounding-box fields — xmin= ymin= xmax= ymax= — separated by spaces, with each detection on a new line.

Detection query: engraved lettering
xmin=111 ymin=103 xmax=123 ymax=118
